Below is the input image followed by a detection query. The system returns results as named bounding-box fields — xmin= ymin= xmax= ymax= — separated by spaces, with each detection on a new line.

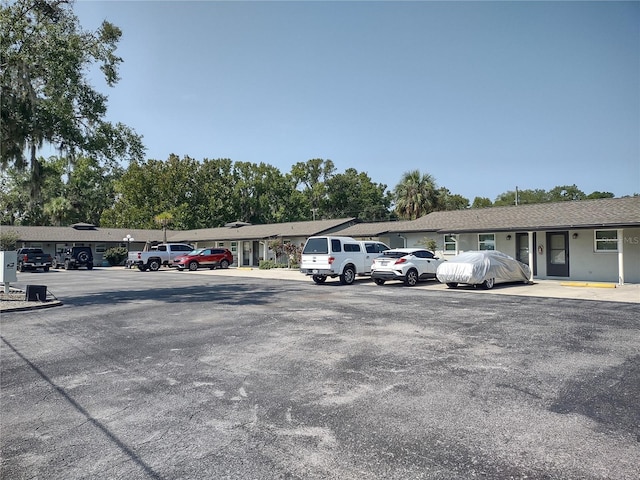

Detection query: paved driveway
xmin=1 ymin=269 xmax=639 ymax=479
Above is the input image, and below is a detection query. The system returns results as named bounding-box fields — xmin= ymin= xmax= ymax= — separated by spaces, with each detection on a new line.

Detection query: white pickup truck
xmin=300 ymin=236 xmax=389 ymax=285
xmin=127 ymin=243 xmax=194 ymax=271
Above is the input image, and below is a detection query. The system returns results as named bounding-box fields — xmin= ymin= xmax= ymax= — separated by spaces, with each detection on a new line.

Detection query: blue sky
xmin=73 ymin=0 xmax=639 ymax=202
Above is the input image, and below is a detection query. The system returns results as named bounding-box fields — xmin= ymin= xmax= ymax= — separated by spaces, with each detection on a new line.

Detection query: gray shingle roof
xmin=334 ymin=220 xmax=414 ymax=237
xmin=396 ymin=196 xmax=640 ymax=233
xmin=0 ymin=225 xmax=165 ymax=243
xmin=168 ymin=218 xmax=358 ymax=242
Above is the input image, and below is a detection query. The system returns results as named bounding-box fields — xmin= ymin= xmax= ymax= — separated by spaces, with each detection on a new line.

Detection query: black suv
xmin=53 ymin=246 xmax=94 ymax=270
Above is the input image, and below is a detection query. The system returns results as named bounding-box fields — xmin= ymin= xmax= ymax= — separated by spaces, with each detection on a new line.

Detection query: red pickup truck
xmin=173 ymin=248 xmax=233 ymax=271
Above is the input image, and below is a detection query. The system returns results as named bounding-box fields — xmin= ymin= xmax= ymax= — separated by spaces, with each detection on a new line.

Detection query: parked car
xmin=371 ymin=248 xmax=444 ymax=286
xmin=173 ymin=248 xmax=233 ymax=271
xmin=436 ymin=250 xmax=531 ymax=289
xmin=300 ymin=236 xmax=389 ymax=285
xmin=53 ymin=246 xmax=94 ymax=270
xmin=16 ymin=248 xmax=53 ymax=272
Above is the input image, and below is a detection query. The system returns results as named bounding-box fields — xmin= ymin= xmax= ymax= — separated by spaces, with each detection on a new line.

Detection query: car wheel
xmin=404 ymin=269 xmax=418 ymax=286
xmin=220 ymin=259 xmax=230 ymax=269
xmin=312 ymin=275 xmax=327 ymax=284
xmin=148 ymin=259 xmax=161 ymax=271
xmin=188 ymin=261 xmax=199 ymax=271
xmin=483 ymin=278 xmax=495 ymax=289
xmin=340 ymin=266 xmax=356 ymax=285
xmin=373 ymin=278 xmax=386 ymax=285
xmin=446 ymin=282 xmax=458 ymax=289
xmin=77 ymin=251 xmax=89 ymax=263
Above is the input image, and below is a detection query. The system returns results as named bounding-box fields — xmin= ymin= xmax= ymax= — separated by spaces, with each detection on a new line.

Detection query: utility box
xmin=1 ymin=251 xmax=18 ymax=293
xmin=26 ymin=285 xmax=47 ymax=302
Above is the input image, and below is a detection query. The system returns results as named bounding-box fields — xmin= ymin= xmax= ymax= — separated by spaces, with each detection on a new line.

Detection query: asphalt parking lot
xmin=1 ymin=268 xmax=639 ymax=479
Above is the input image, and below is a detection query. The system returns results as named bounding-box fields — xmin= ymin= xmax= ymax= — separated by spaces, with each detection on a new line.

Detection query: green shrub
xmin=104 ymin=246 xmax=128 ymax=266
xmin=0 ymin=231 xmax=19 ymax=251
xmin=259 ymin=260 xmax=295 ymax=269
xmin=259 ymin=259 xmax=276 ymax=269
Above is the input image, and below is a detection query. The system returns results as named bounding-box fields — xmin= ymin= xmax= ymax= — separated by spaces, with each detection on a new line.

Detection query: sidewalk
xmin=199 ymin=267 xmax=640 ymax=304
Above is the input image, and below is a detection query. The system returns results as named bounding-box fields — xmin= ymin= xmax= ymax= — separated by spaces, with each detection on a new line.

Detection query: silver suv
xmin=300 ymin=236 xmax=389 ymax=285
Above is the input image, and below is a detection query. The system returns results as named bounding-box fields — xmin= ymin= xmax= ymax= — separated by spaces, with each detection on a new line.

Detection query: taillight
xmin=328 ymin=256 xmax=335 ymax=265
xmin=394 ymin=258 xmax=407 ymax=265
xmin=137 ymin=252 xmax=141 ymax=259
xmin=23 ymin=254 xmax=28 ymax=262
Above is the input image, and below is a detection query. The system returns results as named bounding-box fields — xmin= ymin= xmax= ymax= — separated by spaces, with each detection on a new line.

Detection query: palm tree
xmin=393 ymin=170 xmax=438 ymax=220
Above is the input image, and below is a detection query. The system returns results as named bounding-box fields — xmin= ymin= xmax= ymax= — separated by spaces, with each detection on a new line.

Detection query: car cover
xmin=436 ymin=250 xmax=531 ymax=285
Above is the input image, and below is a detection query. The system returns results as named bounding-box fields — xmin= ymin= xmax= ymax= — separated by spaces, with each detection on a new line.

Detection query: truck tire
xmin=138 ymin=265 xmax=147 ymax=272
xmin=44 ymin=266 xmax=50 ymax=272
xmin=340 ymin=265 xmax=356 ymax=285
xmin=148 ymin=259 xmax=161 ymax=271
xmin=77 ymin=251 xmax=89 ymax=263
xmin=87 ymin=263 xmax=93 ymax=270
xmin=188 ymin=261 xmax=199 ymax=271
xmin=312 ymin=275 xmax=327 ymax=284
xmin=52 ymin=259 xmax=58 ymax=269
xmin=18 ymin=263 xmax=25 ymax=272
xmin=404 ymin=268 xmax=419 ymax=286
xmin=64 ymin=260 xmax=70 ymax=270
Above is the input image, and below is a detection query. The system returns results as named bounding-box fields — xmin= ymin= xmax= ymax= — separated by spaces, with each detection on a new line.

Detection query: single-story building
xmin=339 ymin=197 xmax=640 ymax=284
xmin=2 ymin=197 xmax=639 ymax=284
xmin=1 ymin=218 xmax=359 ymax=268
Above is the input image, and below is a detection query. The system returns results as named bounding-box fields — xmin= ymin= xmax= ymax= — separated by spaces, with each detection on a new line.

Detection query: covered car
xmin=436 ymin=250 xmax=531 ymax=289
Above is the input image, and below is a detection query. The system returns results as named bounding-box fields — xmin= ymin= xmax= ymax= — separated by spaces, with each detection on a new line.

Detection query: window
xmin=595 ymin=230 xmax=618 ymax=252
xmin=343 ymin=243 xmax=361 ymax=252
xmin=365 ymin=242 xmax=388 ymax=253
xmin=444 ymin=235 xmax=457 ymax=252
xmin=217 ymin=242 xmax=225 ymax=248
xmin=95 ymin=243 xmax=106 ymax=253
xmin=478 ymin=234 xmax=495 ymax=250
xmin=231 ymin=242 xmax=237 ymax=253
xmin=331 ymin=239 xmax=342 ymax=253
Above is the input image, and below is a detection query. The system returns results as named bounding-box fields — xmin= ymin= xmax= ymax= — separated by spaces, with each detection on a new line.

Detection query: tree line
xmin=0 ymin=153 xmax=619 ymax=229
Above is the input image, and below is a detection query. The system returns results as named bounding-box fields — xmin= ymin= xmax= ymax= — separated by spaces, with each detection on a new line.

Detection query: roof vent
xmin=71 ymin=223 xmax=97 ymax=230
xmin=224 ymin=221 xmax=252 ymax=228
